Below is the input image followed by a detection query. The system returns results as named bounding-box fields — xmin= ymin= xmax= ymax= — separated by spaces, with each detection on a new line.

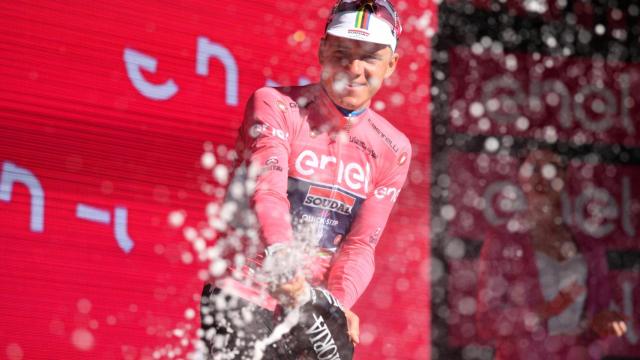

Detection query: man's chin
xmin=335 ymin=96 xmax=367 ymax=111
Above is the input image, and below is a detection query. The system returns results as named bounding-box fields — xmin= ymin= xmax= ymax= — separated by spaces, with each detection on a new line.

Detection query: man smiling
xmin=201 ymin=1 xmax=410 ymax=358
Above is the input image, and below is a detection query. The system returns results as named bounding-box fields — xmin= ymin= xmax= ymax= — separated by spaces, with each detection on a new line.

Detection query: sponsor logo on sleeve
xmin=374 ymin=186 xmax=400 ymax=202
xmin=263 ymin=156 xmax=283 ymax=172
xmin=304 ymin=186 xmax=355 ymax=215
xmin=249 ymin=122 xmax=289 ymax=141
xmin=369 ymin=227 xmax=382 ymax=245
xmin=275 ymin=100 xmax=299 ymax=112
xmin=349 ymin=136 xmax=378 ymax=159
xmin=367 ymin=118 xmax=399 ymax=153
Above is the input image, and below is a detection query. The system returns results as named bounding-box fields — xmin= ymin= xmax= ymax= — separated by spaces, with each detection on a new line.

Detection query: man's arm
xmin=239 ymin=87 xmax=294 ymax=246
xmin=327 ymin=145 xmax=411 ymax=309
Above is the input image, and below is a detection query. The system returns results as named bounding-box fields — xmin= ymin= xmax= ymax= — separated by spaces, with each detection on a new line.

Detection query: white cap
xmin=326 ymin=10 xmax=398 ymax=52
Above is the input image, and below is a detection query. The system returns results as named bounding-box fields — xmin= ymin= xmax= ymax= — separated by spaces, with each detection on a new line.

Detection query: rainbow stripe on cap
xmin=354 ymin=7 xmax=372 ymax=29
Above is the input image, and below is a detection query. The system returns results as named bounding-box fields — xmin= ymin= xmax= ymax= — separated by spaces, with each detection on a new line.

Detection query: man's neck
xmin=335 ymin=104 xmax=367 ymax=117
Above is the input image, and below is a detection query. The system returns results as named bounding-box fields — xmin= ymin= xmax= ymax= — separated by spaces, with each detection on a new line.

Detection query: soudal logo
xmin=304 ymin=186 xmax=355 ymax=215
xmin=294 ymin=149 xmax=371 ymax=193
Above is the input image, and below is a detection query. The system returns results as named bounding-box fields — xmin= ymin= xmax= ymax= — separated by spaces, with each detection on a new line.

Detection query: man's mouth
xmin=332 ymin=75 xmax=366 ymax=93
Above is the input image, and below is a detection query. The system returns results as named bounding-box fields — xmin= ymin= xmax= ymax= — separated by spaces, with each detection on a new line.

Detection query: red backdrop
xmin=0 ymin=1 xmax=433 ymax=359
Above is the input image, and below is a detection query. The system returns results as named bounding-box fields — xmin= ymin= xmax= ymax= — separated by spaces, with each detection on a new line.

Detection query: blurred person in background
xmin=200 ymin=0 xmax=411 ymax=358
xmin=476 ymin=148 xmax=627 ymax=360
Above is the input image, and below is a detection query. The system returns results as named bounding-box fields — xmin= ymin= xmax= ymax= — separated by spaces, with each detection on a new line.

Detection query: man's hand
xmin=591 ymin=310 xmax=628 ymax=338
xmin=269 ymin=273 xmax=309 ymax=308
xmin=344 ymin=309 xmax=360 ymax=346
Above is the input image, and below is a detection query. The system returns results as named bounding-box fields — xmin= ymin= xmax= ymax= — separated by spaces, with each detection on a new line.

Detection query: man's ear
xmin=384 ymin=52 xmax=399 ymax=78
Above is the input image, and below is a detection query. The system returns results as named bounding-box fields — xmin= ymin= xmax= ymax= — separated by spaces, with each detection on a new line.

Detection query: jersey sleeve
xmin=238 ymin=87 xmax=294 ymax=246
xmin=327 ymin=144 xmax=411 ymax=309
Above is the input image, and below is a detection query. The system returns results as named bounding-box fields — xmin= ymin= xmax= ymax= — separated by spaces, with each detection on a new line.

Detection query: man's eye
xmin=363 ymin=55 xmax=379 ymax=62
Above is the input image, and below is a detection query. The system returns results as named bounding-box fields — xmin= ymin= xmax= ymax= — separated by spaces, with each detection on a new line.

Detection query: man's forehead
xmin=324 ymin=34 xmax=390 ymax=53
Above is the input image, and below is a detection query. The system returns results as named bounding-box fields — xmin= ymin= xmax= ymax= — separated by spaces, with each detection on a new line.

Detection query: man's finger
xmin=612 ymin=321 xmax=627 ymax=337
xmin=620 ymin=320 xmax=628 ymax=334
xmin=345 ymin=310 xmax=360 ymax=345
xmin=612 ymin=322 xmax=621 ymax=337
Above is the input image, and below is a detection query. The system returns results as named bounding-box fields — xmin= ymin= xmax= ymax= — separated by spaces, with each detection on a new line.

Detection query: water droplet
xmin=71 ymin=328 xmax=95 ymax=351
xmin=484 ymin=137 xmax=500 ymax=152
xmin=457 ymin=297 xmax=477 ymax=316
xmin=209 ymin=260 xmax=228 ymax=277
xmin=181 ymin=252 xmax=193 ymax=264
xmin=541 ymin=163 xmax=557 ymax=180
xmin=374 ymin=100 xmax=386 ymax=111
xmin=213 ymin=164 xmax=229 ymax=185
xmin=201 ymin=152 xmax=216 ymax=169
xmin=184 ymin=308 xmax=196 ymax=320
xmin=183 ymin=227 xmax=198 ymax=242
xmin=478 ymin=118 xmax=491 ymax=131
xmin=77 ymin=298 xmax=92 ymax=314
xmin=542 ymin=126 xmax=558 ymax=143
xmin=6 ymin=343 xmax=24 ymax=360
xmin=168 ymin=210 xmax=186 ymax=228
xmin=444 ymin=238 xmax=465 ymax=260
xmin=469 ymin=102 xmax=485 ymax=118
xmin=440 ymin=204 xmax=457 ymax=221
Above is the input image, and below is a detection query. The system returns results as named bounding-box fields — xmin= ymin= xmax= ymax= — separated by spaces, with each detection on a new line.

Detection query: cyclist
xmin=201 ymin=1 xmax=409 ymax=358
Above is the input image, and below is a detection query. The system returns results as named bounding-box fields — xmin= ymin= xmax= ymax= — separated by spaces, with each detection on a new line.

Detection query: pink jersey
xmin=235 ymin=83 xmax=411 ymax=308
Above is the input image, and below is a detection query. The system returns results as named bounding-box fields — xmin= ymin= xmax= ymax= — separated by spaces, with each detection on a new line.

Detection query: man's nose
xmin=345 ymin=58 xmax=363 ymax=75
